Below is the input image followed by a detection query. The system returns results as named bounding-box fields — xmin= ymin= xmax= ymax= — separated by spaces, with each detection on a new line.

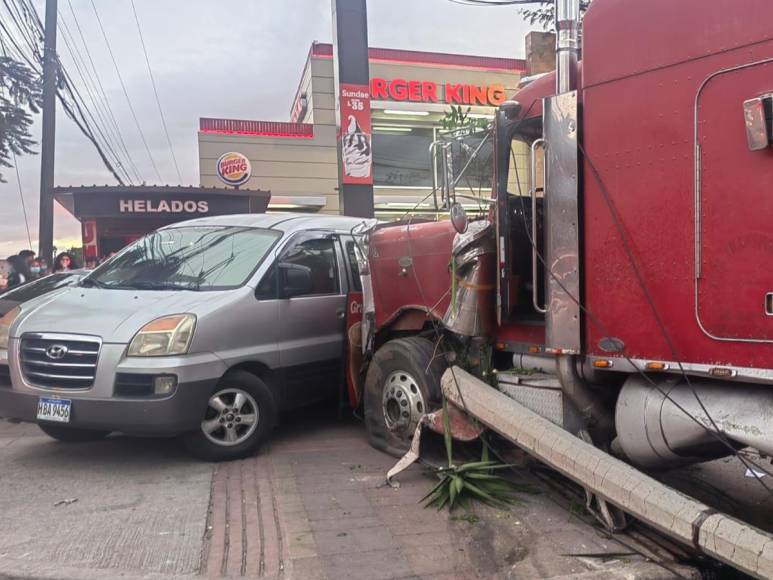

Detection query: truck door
xmin=274 ymin=232 xmax=347 ymax=406
xmin=696 ymin=59 xmax=773 ymax=341
xmin=341 ymin=237 xmax=364 ymax=407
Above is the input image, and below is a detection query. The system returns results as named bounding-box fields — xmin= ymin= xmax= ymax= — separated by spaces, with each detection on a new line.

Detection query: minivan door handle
xmin=336 ymin=307 xmax=346 ymax=320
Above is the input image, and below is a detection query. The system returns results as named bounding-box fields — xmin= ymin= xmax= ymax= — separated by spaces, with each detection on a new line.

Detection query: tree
xmin=520 ymin=0 xmax=593 ymax=30
xmin=0 ymin=56 xmax=42 ymax=183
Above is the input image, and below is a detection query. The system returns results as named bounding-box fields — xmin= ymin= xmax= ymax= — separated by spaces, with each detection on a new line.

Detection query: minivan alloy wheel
xmin=382 ymin=370 xmax=426 ymax=437
xmin=201 ymin=388 xmax=259 ymax=447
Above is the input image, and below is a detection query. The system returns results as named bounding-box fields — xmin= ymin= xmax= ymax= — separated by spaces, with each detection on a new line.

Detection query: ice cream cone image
xmin=342 ymin=114 xmax=372 ymax=179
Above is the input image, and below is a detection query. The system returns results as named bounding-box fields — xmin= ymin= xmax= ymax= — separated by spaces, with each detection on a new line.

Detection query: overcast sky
xmin=0 ymin=0 xmax=534 ymax=257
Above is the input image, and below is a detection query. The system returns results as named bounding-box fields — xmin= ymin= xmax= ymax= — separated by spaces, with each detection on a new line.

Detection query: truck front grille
xmin=20 ymin=334 xmax=100 ymax=389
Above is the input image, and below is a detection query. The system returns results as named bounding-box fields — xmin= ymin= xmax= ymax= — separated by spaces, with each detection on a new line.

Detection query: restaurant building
xmin=198 ymin=42 xmax=529 ymax=217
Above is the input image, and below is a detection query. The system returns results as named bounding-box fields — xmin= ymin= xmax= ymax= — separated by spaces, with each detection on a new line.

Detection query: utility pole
xmin=332 ymin=0 xmax=374 ymax=218
xmin=38 ymin=0 xmax=58 ymax=262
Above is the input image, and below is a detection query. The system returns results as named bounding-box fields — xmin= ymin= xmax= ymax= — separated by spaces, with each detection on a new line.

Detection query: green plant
xmin=421 ymin=398 xmax=535 ymax=511
xmin=520 ymin=0 xmax=593 ymax=30
xmin=0 ymin=56 xmax=42 ymax=182
xmin=440 ymin=105 xmax=488 ymax=135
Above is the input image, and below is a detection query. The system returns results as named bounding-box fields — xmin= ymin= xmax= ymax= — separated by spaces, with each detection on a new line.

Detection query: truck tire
xmin=38 ymin=423 xmax=110 ymax=442
xmin=364 ymin=337 xmax=446 ymax=457
xmin=183 ymin=371 xmax=277 ymax=462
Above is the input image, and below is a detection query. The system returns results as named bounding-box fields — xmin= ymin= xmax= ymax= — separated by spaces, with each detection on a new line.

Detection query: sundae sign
xmin=339 ymin=83 xmax=372 ymax=185
xmin=216 ymin=152 xmax=252 ymax=187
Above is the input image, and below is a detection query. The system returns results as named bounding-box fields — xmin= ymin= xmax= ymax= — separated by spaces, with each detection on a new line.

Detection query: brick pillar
xmin=525 ymin=31 xmax=556 ymax=76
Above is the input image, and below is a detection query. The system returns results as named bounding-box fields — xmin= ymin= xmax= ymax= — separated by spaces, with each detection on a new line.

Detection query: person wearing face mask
xmin=29 ymin=259 xmax=44 ymax=279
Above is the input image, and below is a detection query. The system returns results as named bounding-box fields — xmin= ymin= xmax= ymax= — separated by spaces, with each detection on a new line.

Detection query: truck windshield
xmin=84 ymin=226 xmax=281 ymax=291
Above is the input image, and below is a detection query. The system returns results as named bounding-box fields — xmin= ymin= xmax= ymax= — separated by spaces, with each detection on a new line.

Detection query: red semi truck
xmin=355 ymin=0 xmax=773 ymax=470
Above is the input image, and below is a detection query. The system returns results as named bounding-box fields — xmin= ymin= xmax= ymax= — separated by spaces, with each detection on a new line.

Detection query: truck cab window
xmin=497 ymin=132 xmax=546 ymax=322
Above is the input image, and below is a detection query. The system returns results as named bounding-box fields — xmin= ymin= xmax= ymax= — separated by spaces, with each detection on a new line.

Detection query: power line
xmin=57 ymin=12 xmax=132 ymax=182
xmin=64 ymin=0 xmax=144 ymax=183
xmin=13 ymin=0 xmax=129 ymax=185
xmin=89 ymin=0 xmax=163 ymax=183
xmin=129 ymin=0 xmax=182 ymax=183
xmin=11 ymin=150 xmax=33 ymax=250
xmin=9 ymin=0 xmax=127 ymax=184
xmin=56 ymin=17 xmax=133 ymax=184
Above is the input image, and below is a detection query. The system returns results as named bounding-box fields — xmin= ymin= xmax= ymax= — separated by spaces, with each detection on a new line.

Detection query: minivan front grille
xmin=20 ymin=334 xmax=100 ymax=389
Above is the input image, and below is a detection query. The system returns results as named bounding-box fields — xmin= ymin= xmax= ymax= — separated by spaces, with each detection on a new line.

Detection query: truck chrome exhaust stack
xmin=555 ymin=0 xmax=580 ymax=93
xmin=615 ymin=377 xmax=773 ymax=469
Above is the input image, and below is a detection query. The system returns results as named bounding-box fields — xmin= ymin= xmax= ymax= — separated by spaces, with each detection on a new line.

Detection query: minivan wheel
xmin=183 ymin=371 xmax=276 ymax=462
xmin=38 ymin=423 xmax=110 ymax=442
xmin=364 ymin=337 xmax=446 ymax=457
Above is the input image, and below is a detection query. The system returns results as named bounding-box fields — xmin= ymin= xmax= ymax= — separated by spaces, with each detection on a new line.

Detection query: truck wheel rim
xmin=201 ymin=388 xmax=259 ymax=447
xmin=382 ymin=371 xmax=425 ymax=437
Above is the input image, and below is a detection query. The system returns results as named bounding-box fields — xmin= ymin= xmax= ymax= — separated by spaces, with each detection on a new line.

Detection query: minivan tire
xmin=183 ymin=371 xmax=276 ymax=462
xmin=38 ymin=423 xmax=110 ymax=442
xmin=364 ymin=336 xmax=446 ymax=457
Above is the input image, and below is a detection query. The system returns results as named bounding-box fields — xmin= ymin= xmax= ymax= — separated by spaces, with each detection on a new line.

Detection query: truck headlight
xmin=127 ymin=314 xmax=196 ymax=357
xmin=0 ymin=306 xmax=20 ymax=350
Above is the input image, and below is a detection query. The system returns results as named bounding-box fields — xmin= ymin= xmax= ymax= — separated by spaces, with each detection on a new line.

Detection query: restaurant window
xmin=372 ymin=127 xmax=434 ymax=187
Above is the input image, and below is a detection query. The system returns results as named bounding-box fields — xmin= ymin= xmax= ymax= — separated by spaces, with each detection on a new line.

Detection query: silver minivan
xmin=0 ymin=213 xmax=369 ymax=460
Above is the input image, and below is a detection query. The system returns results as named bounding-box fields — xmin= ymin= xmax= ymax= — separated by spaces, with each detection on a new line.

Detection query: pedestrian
xmin=29 ymin=258 xmax=44 ymax=279
xmin=6 ymin=255 xmax=29 ymax=288
xmin=53 ymin=252 xmax=77 ymax=272
xmin=18 ymin=250 xmax=35 ymax=270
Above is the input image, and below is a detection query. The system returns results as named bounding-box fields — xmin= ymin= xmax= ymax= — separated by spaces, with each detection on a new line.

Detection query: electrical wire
xmin=89 ymin=0 xmax=163 ymax=183
xmin=129 ymin=0 xmax=182 ymax=183
xmin=4 ymin=0 xmax=130 ymax=184
xmin=10 ymin=151 xmax=33 ymax=250
xmin=57 ymin=10 xmax=135 ymax=183
xmin=65 ymin=0 xmax=144 ymax=183
xmin=56 ymin=27 xmax=130 ymax=184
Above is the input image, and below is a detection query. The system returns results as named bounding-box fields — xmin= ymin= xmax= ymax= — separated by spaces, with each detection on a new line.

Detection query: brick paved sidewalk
xmin=202 ymin=413 xmax=678 ymax=580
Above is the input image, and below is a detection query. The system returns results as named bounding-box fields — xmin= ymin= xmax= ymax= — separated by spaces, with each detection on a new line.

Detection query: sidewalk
xmin=0 ymin=410 xmax=684 ymax=579
xmin=200 ymin=411 xmax=680 ymax=579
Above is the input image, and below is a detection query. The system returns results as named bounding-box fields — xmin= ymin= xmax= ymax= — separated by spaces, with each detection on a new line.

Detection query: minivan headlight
xmin=0 ymin=306 xmax=20 ymax=350
xmin=127 ymin=314 xmax=196 ymax=357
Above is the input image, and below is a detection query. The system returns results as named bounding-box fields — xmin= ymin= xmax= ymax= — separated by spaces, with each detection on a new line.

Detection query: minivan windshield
xmin=83 ymin=226 xmax=281 ymax=291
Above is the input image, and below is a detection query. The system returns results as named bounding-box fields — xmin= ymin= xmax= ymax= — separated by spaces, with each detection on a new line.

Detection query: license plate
xmin=37 ymin=398 xmax=71 ymax=423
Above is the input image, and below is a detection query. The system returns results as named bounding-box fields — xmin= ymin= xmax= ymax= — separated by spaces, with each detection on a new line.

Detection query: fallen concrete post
xmin=441 ymin=367 xmax=773 ymax=579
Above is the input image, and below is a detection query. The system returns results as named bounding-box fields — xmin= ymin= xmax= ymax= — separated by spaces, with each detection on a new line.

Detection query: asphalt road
xmin=0 ymin=406 xmax=689 ymax=580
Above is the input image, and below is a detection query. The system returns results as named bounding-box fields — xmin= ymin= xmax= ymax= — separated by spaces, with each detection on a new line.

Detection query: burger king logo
xmin=216 ymin=152 xmax=252 ymax=186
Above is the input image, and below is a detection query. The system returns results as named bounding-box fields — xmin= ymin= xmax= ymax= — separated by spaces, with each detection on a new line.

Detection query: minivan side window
xmin=281 ymin=237 xmax=339 ymax=296
xmin=257 ymin=235 xmax=340 ymax=300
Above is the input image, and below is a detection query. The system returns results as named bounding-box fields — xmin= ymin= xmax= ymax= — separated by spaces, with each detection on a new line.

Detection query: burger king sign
xmin=216 ymin=152 xmax=252 ymax=187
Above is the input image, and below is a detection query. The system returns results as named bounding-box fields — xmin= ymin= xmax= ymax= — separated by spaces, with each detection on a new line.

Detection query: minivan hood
xmin=14 ymin=286 xmax=234 ymax=344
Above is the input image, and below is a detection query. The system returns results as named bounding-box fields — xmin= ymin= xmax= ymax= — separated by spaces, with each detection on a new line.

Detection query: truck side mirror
xmin=278 ymin=263 xmax=313 ymax=298
xmin=450 ymin=202 xmax=468 ymax=234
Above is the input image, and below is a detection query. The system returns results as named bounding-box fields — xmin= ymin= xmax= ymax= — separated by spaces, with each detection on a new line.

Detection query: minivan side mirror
xmin=278 ymin=263 xmax=313 ymax=298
